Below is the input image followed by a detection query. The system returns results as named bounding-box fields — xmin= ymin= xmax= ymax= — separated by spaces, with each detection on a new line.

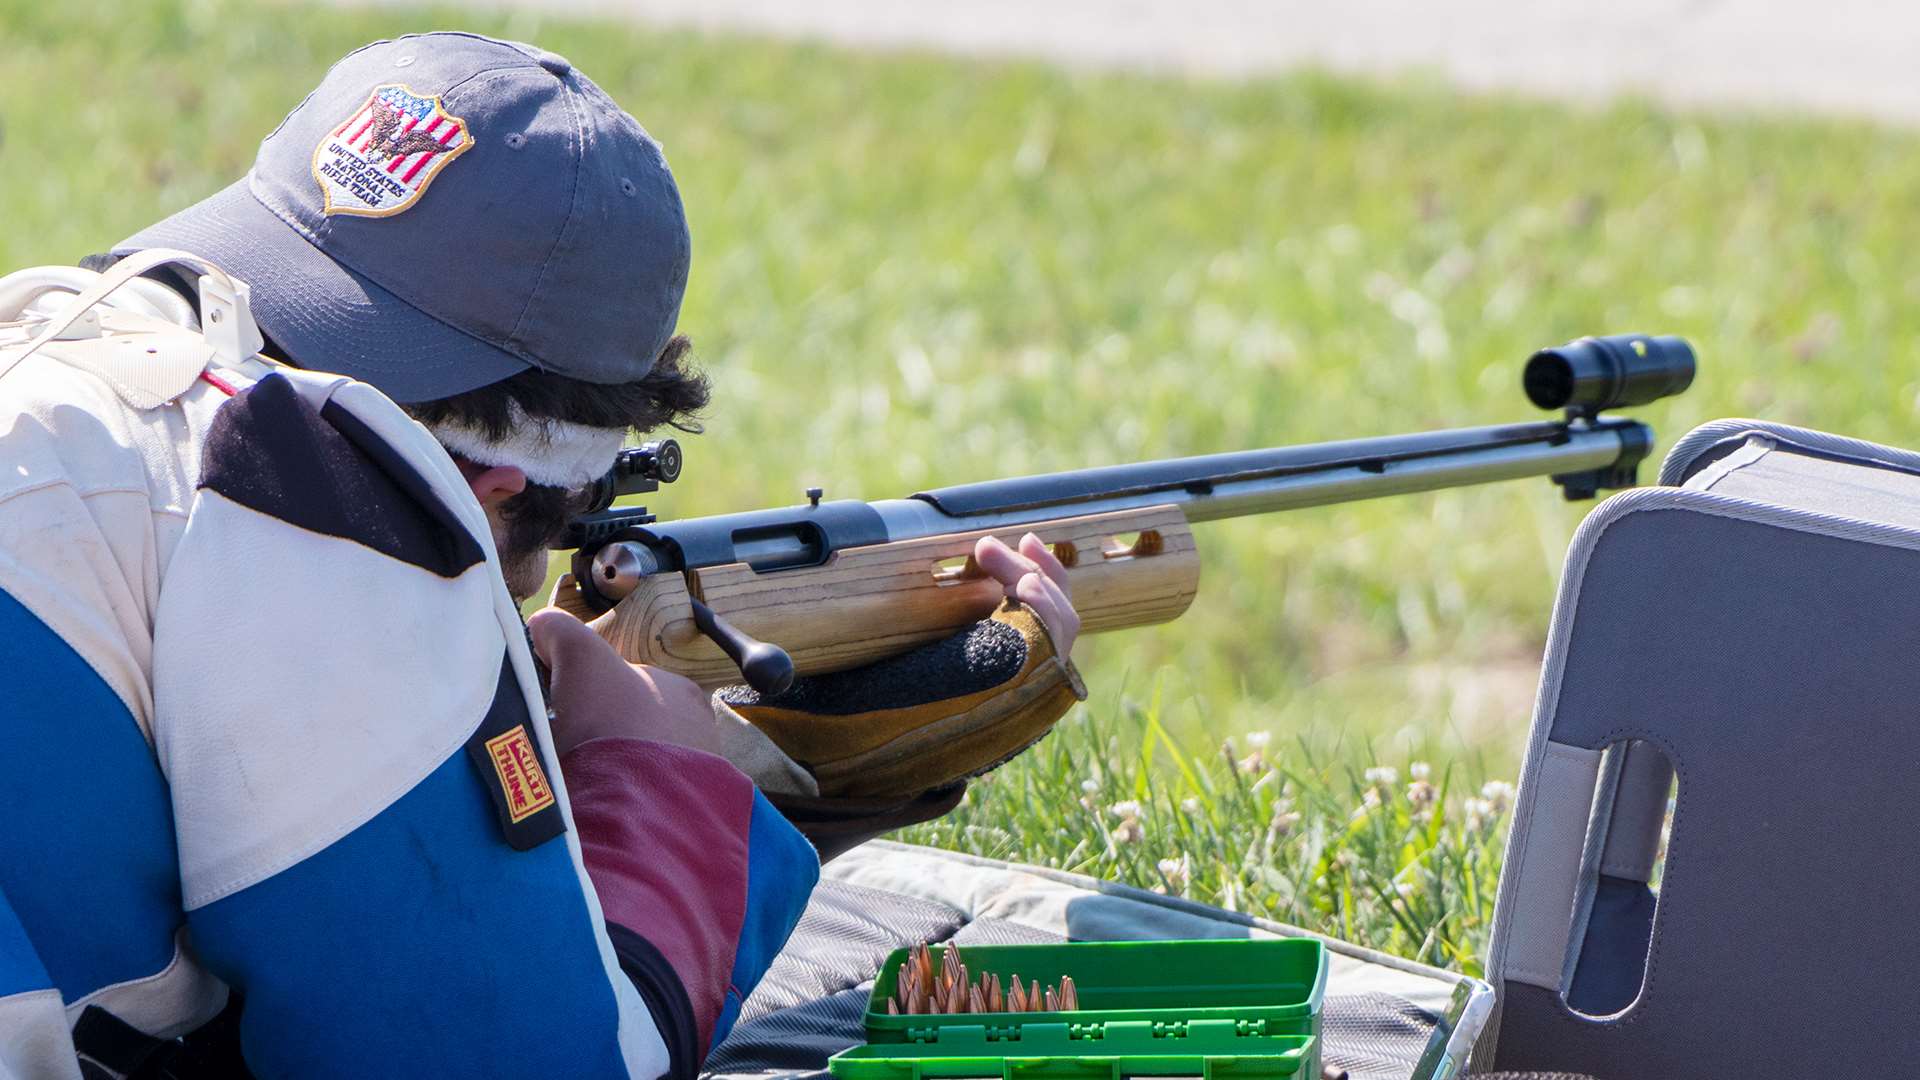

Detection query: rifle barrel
xmin=586 ymin=418 xmax=1645 ymax=602
xmin=885 ymin=420 xmax=1628 ymax=532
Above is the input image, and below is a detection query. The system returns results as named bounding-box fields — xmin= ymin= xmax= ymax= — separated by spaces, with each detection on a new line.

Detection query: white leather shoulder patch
xmin=155 ymin=490 xmax=504 ymax=910
xmin=32 ymin=312 xmax=213 ymax=411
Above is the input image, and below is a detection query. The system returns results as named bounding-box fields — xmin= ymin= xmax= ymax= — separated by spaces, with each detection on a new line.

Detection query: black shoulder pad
xmin=198 ymin=373 xmax=486 ymax=577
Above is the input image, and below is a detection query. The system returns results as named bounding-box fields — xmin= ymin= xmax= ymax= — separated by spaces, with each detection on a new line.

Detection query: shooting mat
xmin=703 ymin=841 xmax=1485 ymax=1080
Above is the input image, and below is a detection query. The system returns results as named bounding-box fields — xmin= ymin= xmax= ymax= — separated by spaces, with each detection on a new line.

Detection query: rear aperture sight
xmin=578 ymin=438 xmax=682 ymax=515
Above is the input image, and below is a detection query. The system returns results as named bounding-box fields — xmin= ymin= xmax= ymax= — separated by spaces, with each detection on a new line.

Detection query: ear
xmin=454 ymin=458 xmax=528 ymax=509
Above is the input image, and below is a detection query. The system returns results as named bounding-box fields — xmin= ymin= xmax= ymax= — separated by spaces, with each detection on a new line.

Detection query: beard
xmin=492 ymin=482 xmax=584 ymax=603
xmin=498 ymin=542 xmax=552 ymax=604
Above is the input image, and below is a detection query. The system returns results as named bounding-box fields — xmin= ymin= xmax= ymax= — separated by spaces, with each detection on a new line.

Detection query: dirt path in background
xmin=344 ymin=0 xmax=1920 ymax=124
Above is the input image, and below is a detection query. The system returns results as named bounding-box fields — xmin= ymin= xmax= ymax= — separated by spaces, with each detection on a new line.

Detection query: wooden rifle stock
xmin=553 ymin=505 xmax=1200 ymax=686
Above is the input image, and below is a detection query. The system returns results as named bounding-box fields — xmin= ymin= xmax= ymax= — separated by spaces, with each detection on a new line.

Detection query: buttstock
xmin=564 ymin=504 xmax=1200 ymax=687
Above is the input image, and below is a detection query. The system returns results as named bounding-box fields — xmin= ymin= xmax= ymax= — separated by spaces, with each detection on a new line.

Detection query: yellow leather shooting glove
xmin=716 ymin=599 xmax=1087 ymax=801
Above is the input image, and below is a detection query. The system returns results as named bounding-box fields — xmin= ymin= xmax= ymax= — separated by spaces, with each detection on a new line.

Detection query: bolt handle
xmin=689 ymin=598 xmax=795 ymax=697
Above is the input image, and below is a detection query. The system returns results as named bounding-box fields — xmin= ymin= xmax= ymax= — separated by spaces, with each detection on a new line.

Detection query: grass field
xmin=7 ymin=0 xmax=1912 ymax=971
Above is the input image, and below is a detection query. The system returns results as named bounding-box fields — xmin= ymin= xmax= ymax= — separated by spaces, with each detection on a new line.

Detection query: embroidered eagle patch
xmin=312 ymin=84 xmax=473 ymax=218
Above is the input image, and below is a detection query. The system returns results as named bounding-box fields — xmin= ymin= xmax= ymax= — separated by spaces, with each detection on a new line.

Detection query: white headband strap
xmin=427 ymin=404 xmax=626 ymax=488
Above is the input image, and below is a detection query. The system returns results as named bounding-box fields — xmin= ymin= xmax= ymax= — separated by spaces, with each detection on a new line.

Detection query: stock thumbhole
xmin=931 ymin=554 xmax=981 ymax=585
xmin=1101 ymin=530 xmax=1163 ymax=559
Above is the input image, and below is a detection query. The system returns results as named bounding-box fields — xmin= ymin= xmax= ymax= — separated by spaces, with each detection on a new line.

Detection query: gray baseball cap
xmin=116 ymin=32 xmax=690 ymax=403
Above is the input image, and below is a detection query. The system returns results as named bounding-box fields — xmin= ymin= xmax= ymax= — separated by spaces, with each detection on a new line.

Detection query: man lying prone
xmin=0 ymin=32 xmax=1083 ymax=1079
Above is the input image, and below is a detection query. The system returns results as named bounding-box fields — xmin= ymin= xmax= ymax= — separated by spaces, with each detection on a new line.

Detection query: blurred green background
xmin=7 ymin=0 xmax=1916 ymax=780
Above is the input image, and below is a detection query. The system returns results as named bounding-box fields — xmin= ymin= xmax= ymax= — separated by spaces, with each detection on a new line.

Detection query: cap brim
xmin=116 ymin=179 xmax=530 ymax=403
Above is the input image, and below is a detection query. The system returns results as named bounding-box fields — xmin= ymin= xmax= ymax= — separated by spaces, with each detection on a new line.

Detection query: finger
xmin=1021 ymin=572 xmax=1082 ymax=638
xmin=972 ymin=533 xmax=1007 ymax=570
xmin=1018 ymin=533 xmax=1072 ymax=595
xmin=1034 ymin=572 xmax=1080 ymax=642
xmin=973 ymin=534 xmax=1040 ymax=592
xmin=1014 ymin=574 xmax=1075 ymax=646
xmin=1016 ymin=583 xmax=1075 ymax=654
xmin=1011 ymin=573 xmax=1059 ymax=624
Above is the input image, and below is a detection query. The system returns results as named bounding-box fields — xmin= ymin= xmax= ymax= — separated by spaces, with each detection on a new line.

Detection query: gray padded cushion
xmin=705 ymin=880 xmax=1442 ymax=1080
xmin=1491 ymin=501 xmax=1920 ymax=1076
xmin=1689 ymin=436 xmax=1920 ymax=528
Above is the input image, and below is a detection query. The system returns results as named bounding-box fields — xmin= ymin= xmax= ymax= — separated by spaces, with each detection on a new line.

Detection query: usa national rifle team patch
xmin=313 ymin=84 xmax=473 ymax=217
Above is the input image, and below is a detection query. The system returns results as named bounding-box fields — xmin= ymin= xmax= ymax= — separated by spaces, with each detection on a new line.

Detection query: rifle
xmin=551 ymin=334 xmax=1696 ymax=695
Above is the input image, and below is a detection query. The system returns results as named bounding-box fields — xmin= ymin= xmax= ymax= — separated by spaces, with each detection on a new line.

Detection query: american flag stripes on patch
xmin=311 ymin=83 xmax=474 ymax=218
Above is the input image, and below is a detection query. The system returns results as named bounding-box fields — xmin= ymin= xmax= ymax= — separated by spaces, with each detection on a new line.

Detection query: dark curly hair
xmin=403 ymin=335 xmax=710 ymax=551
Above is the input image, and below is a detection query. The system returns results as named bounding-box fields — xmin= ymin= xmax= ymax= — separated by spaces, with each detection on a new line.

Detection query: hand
xmin=527 ymin=607 xmax=726 ymax=757
xmin=972 ymin=533 xmax=1080 ymax=657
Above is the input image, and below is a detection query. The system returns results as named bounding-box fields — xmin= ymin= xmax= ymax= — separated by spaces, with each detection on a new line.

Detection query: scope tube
xmin=1524 ymin=334 xmax=1695 ymax=414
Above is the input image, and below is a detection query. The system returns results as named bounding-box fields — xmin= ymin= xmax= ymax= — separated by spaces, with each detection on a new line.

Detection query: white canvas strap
xmin=0 ymin=265 xmax=199 ymax=328
xmin=0 ymin=249 xmax=261 ymax=383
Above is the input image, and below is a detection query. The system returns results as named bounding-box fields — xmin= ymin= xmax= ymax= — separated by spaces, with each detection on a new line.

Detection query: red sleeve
xmin=561 ymin=737 xmax=817 ymax=1058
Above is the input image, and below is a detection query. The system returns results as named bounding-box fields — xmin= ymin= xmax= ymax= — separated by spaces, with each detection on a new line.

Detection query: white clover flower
xmin=1181 ymin=796 xmax=1204 ymax=815
xmin=1480 ymin=780 xmax=1516 ymax=813
xmin=1081 ymin=779 xmax=1101 ymax=795
xmin=1364 ymin=765 xmax=1399 ymax=787
xmin=1235 ymin=733 xmax=1270 ymax=775
xmin=1156 ymin=855 xmax=1192 ymax=895
xmin=1268 ymin=805 xmax=1302 ymax=840
xmin=1409 ymin=761 xmax=1431 ymax=782
xmin=1406 ymin=779 xmax=1437 ymax=809
xmin=1463 ymin=796 xmax=1494 ymax=831
xmin=1109 ymin=800 xmax=1143 ymax=820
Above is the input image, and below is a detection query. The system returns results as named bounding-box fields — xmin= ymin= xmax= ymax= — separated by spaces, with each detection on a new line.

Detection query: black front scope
xmin=1524 ymin=334 xmax=1695 ymax=417
xmin=578 ymin=438 xmax=682 ymax=515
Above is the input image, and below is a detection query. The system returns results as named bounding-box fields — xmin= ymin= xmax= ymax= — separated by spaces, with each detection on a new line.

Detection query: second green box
xmin=831 ymin=937 xmax=1327 ymax=1080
